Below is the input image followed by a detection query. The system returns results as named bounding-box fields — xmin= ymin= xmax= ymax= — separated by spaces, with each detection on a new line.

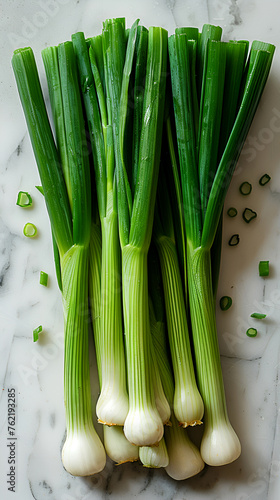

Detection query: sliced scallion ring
xmin=40 ymin=271 xmax=48 ymax=286
xmin=250 ymin=312 xmax=266 ymax=319
xmin=259 ymin=174 xmax=271 ymax=186
xmin=259 ymin=260 xmax=269 ymax=276
xmin=228 ymin=234 xmax=240 ymax=246
xmin=227 ymin=207 xmax=237 ymax=218
xmin=246 ymin=327 xmax=257 ymax=338
xmin=23 ymin=222 xmax=37 ymax=238
xmin=16 ymin=191 xmax=32 ymax=207
xmin=239 ymin=181 xmax=252 ymax=195
xmin=219 ymin=296 xmax=232 ymax=311
xmin=242 ymin=208 xmax=257 ymax=223
xmin=33 ymin=325 xmax=43 ymax=342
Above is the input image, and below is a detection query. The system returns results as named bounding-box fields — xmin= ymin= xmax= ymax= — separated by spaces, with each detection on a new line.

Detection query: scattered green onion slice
xmin=35 ymin=185 xmax=44 ymax=195
xmin=259 ymin=260 xmax=269 ymax=276
xmin=242 ymin=208 xmax=257 ymax=223
xmin=40 ymin=271 xmax=49 ymax=286
xmin=239 ymin=182 xmax=252 ymax=195
xmin=16 ymin=191 xmax=32 ymax=207
xmin=228 ymin=234 xmax=240 ymax=246
xmin=259 ymin=174 xmax=271 ymax=186
xmin=33 ymin=325 xmax=43 ymax=342
xmin=227 ymin=207 xmax=237 ymax=218
xmin=250 ymin=312 xmax=266 ymax=319
xmin=219 ymin=296 xmax=232 ymax=311
xmin=23 ymin=222 xmax=37 ymax=238
xmin=246 ymin=327 xmax=257 ymax=338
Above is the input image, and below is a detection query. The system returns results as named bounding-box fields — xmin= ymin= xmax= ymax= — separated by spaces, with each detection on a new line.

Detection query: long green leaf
xmin=12 ymin=47 xmax=73 ymax=256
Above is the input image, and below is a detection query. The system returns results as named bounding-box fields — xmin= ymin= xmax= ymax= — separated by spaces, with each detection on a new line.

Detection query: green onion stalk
xmin=72 ymin=26 xmax=129 ymax=426
xmin=154 ymin=160 xmax=204 ymax=428
xmin=89 ymin=223 xmax=139 ymax=464
xmin=114 ymin=24 xmax=169 ymax=446
xmin=12 ymin=46 xmax=106 ymax=476
xmin=148 ymin=253 xmax=204 ymax=479
xmin=168 ymin=27 xmax=275 ymax=465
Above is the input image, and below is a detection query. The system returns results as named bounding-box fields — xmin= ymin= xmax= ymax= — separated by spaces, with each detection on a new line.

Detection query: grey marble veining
xmin=1 ymin=0 xmax=280 ymax=499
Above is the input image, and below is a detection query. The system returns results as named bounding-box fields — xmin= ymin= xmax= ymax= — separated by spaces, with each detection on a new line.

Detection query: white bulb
xmin=200 ymin=419 xmax=241 ymax=466
xmin=62 ymin=424 xmax=106 ymax=476
xmin=96 ymin=382 xmax=129 ymax=426
xmin=103 ymin=425 xmax=139 ymax=464
xmin=124 ymin=406 xmax=164 ymax=446
xmin=140 ymin=438 xmax=169 ymax=468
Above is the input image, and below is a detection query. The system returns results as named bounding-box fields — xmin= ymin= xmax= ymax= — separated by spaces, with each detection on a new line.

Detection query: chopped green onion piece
xmin=239 ymin=181 xmax=252 ymax=195
xmin=246 ymin=327 xmax=257 ymax=338
xmin=219 ymin=296 xmax=232 ymax=311
xmin=16 ymin=191 xmax=32 ymax=207
xmin=40 ymin=271 xmax=48 ymax=286
xmin=242 ymin=207 xmax=257 ymax=223
xmin=250 ymin=312 xmax=266 ymax=319
xmin=229 ymin=234 xmax=240 ymax=246
xmin=33 ymin=325 xmax=43 ymax=342
xmin=35 ymin=185 xmax=44 ymax=195
xmin=227 ymin=207 xmax=237 ymax=218
xmin=23 ymin=222 xmax=37 ymax=238
xmin=259 ymin=260 xmax=269 ymax=276
xmin=259 ymin=174 xmax=271 ymax=186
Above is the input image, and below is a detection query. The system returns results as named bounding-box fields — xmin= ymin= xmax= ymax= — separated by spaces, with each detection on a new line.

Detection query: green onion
xmin=242 ymin=207 xmax=257 ymax=223
xmin=33 ymin=325 xmax=42 ymax=342
xmin=250 ymin=312 xmax=266 ymax=319
xmin=13 ymin=18 xmax=275 ymax=476
xmin=154 ymin=166 xmax=203 ymax=428
xmin=227 ymin=207 xmax=237 ymax=217
xmin=246 ymin=327 xmax=257 ymax=337
xmin=88 ymin=223 xmax=139 ymax=464
xmin=39 ymin=271 xmax=48 ymax=287
xmin=239 ymin=181 xmax=252 ymax=195
xmin=229 ymin=234 xmax=240 ymax=246
xmin=16 ymin=191 xmax=32 ymax=207
xmin=220 ymin=296 xmax=232 ymax=311
xmin=169 ymin=24 xmax=274 ymax=467
xmin=23 ymin=222 xmax=37 ymax=238
xmin=72 ymin=26 xmax=129 ymax=427
xmin=259 ymin=260 xmax=269 ymax=276
xmin=148 ymin=255 xmax=204 ymax=478
xmin=259 ymin=173 xmax=271 ymax=186
xmin=119 ymin=25 xmax=168 ymax=447
xmin=13 ymin=44 xmax=105 ymax=477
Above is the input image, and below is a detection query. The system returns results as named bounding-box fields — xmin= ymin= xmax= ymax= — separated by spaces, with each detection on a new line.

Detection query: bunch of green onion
xmin=12 ymin=18 xmax=274 ymax=478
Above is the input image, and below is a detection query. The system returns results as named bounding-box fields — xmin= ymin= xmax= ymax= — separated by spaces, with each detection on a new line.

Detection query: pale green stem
xmin=122 ymin=245 xmax=163 ymax=446
xmin=156 ymin=234 xmax=203 ymax=426
xmin=97 ymin=193 xmax=129 ymax=425
xmin=187 ymin=242 xmax=241 ymax=465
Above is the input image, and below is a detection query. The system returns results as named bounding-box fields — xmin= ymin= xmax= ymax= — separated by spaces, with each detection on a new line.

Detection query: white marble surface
xmin=1 ymin=0 xmax=280 ymax=498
